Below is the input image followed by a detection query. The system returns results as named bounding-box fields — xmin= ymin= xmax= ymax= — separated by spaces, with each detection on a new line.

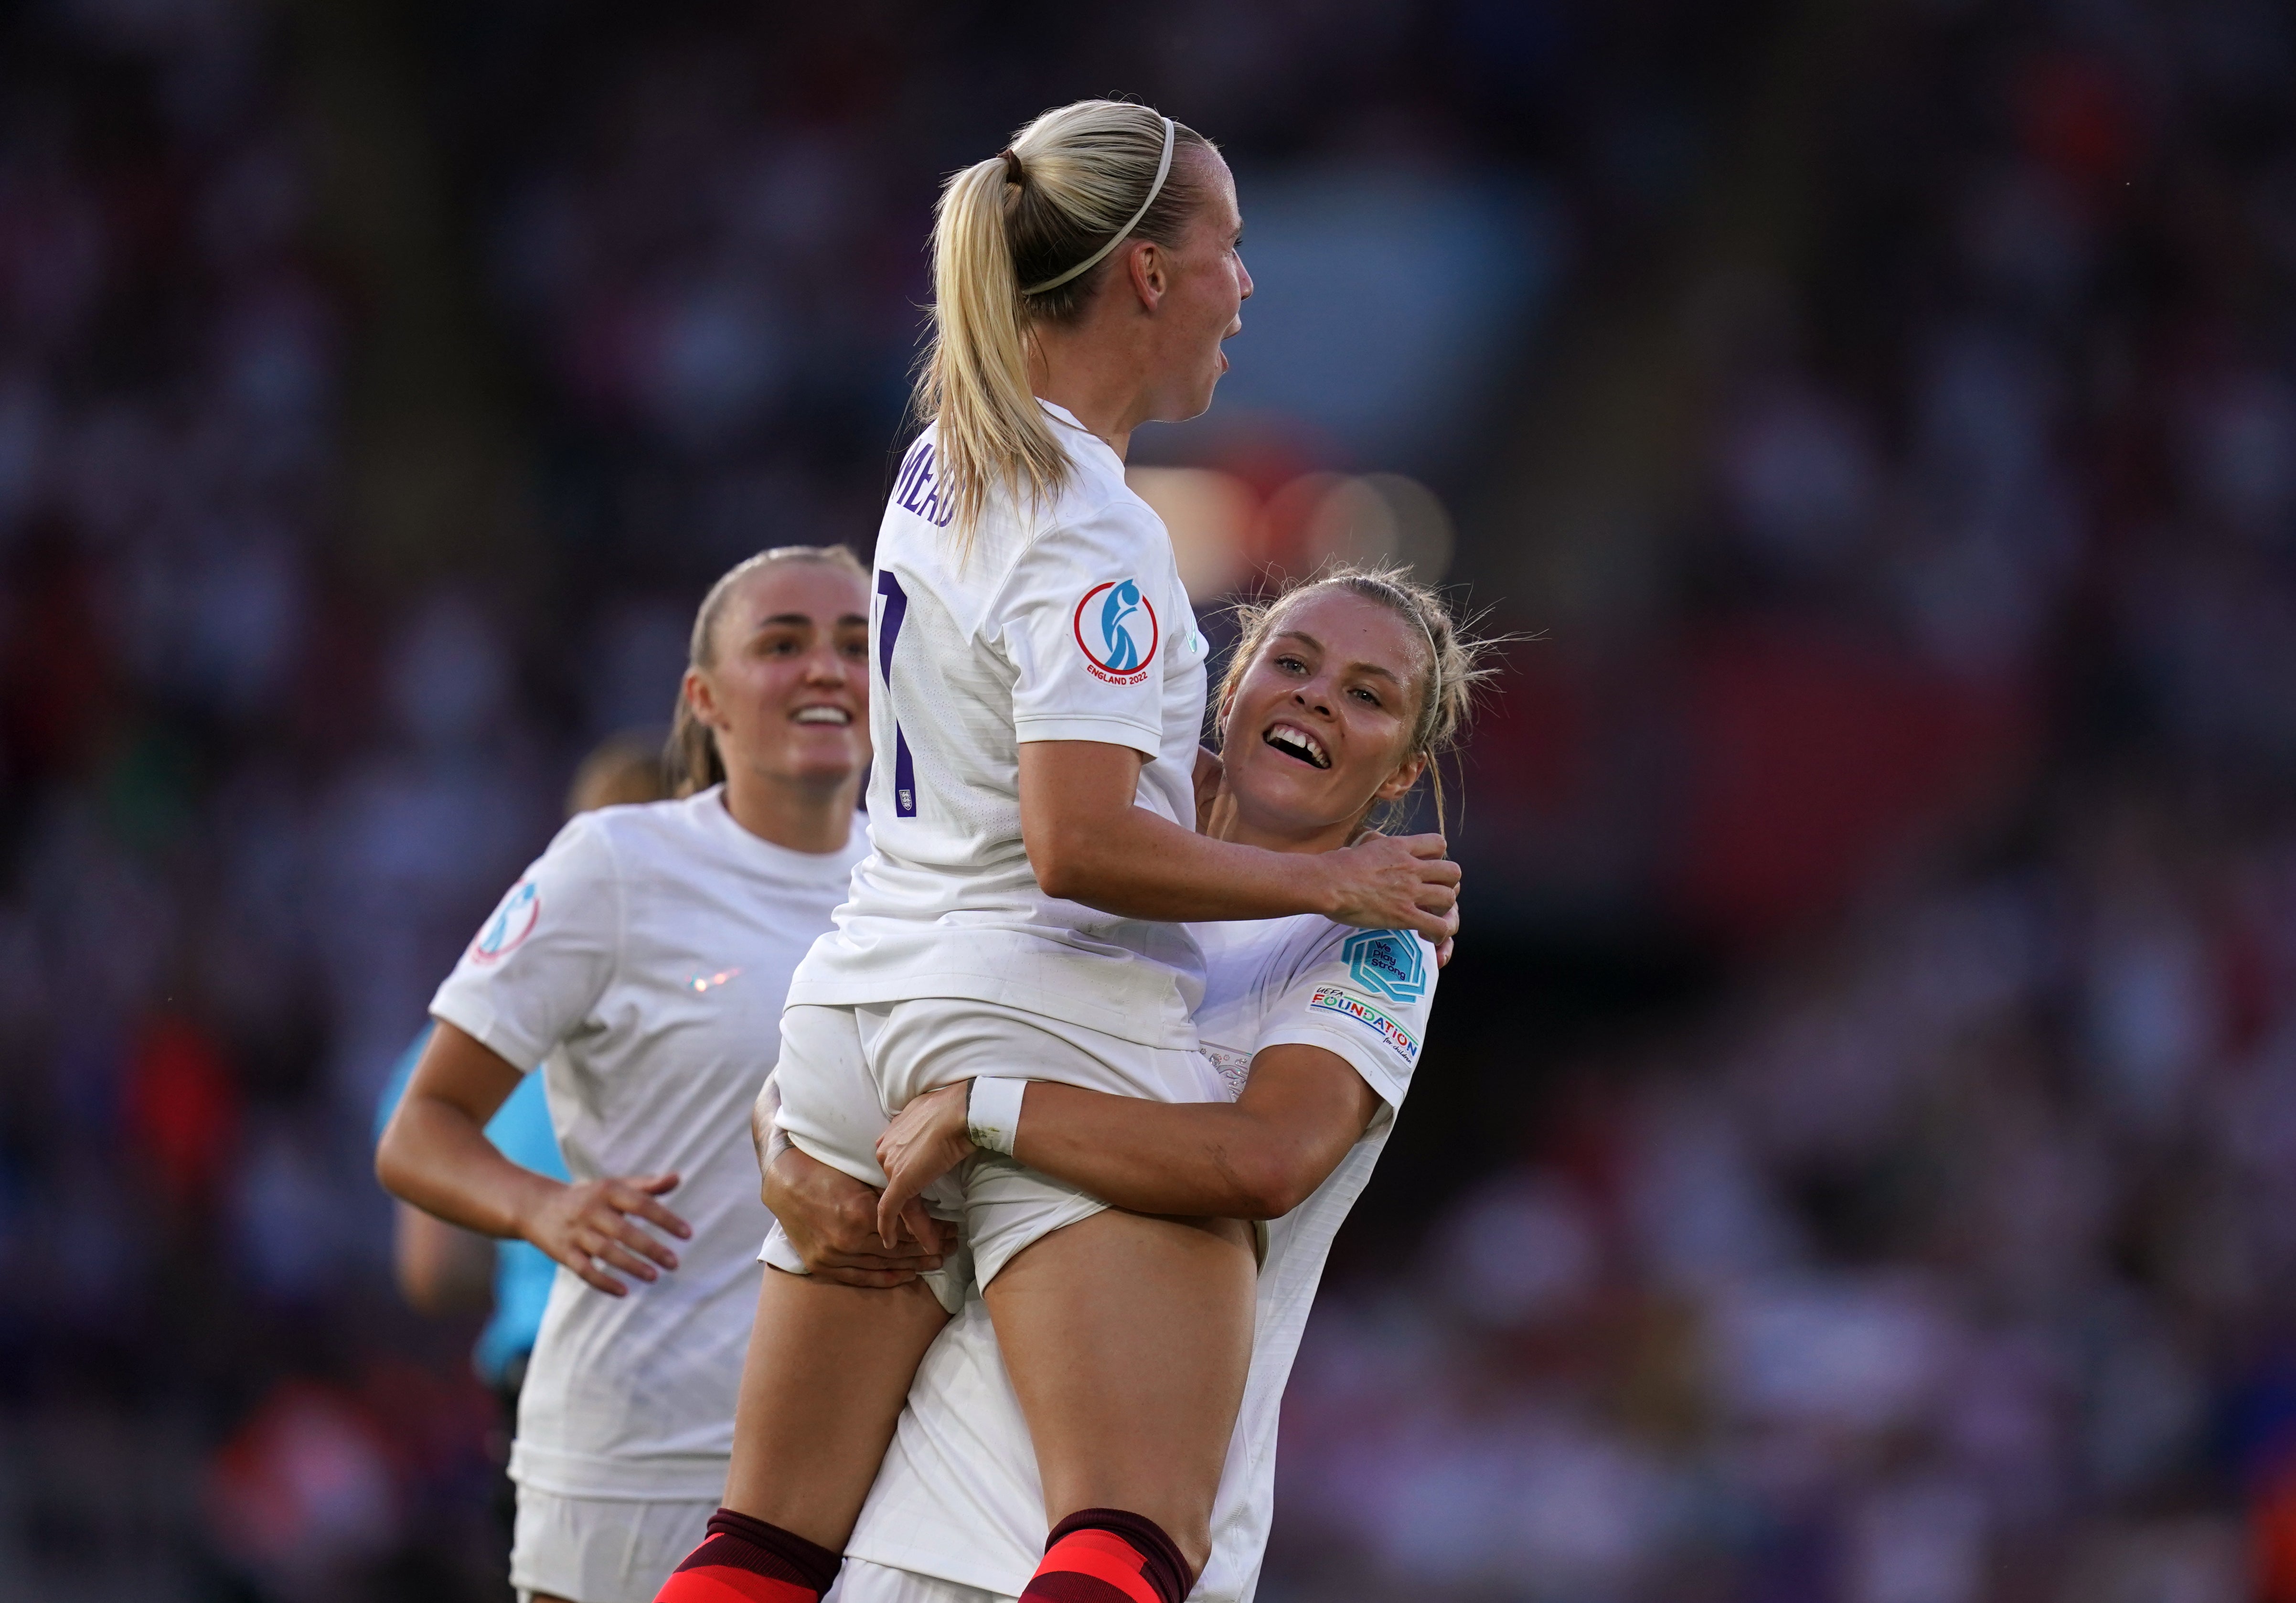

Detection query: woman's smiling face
xmin=687 ymin=559 xmax=872 ymax=790
xmin=1216 ymin=586 xmax=1429 ymax=841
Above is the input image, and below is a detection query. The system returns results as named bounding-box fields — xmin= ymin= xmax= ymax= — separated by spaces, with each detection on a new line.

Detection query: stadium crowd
xmin=1 ymin=2 xmax=2294 ymax=1601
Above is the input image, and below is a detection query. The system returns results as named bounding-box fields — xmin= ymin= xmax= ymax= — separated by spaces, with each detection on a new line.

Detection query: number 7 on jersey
xmin=875 ymin=571 xmax=918 ymax=817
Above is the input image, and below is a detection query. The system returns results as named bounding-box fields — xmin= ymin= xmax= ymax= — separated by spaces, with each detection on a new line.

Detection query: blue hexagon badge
xmin=1343 ymin=929 xmax=1426 ymax=1005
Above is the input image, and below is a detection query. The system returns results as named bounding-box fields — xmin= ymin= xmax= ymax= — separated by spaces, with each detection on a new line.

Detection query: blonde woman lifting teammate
xmin=379 ymin=547 xmax=910 ymax=1603
xmin=791 ymin=570 xmax=1491 ymax=1603
xmin=656 ymin=102 xmax=1459 ymax=1603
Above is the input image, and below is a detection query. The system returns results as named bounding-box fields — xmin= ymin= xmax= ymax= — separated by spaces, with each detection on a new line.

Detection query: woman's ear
xmin=1193 ymin=744 xmax=1224 ymax=824
xmin=1125 ymin=237 xmax=1168 ymax=311
xmin=1373 ymin=749 xmax=1428 ymax=805
xmin=682 ymin=667 xmax=722 ymax=730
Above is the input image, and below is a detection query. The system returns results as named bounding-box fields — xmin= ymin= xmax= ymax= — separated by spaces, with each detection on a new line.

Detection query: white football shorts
xmin=827 ymin=1557 xmax=1017 ymax=1603
xmin=510 ymin=1485 xmax=714 ymax=1603
xmin=771 ymin=1000 xmax=1225 ymax=1289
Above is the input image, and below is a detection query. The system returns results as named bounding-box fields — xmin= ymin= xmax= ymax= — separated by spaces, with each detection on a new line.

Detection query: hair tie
xmin=998 ymin=147 xmax=1025 ymax=185
xmin=1022 ymin=115 xmax=1176 ymax=296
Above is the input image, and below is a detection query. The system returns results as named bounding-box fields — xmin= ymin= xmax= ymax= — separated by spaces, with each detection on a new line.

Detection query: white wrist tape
xmin=966 ymin=1077 xmax=1028 ymax=1156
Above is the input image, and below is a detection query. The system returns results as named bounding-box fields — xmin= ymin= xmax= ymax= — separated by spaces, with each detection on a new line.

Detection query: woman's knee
xmin=1041 ymin=1500 xmax=1213 ymax=1587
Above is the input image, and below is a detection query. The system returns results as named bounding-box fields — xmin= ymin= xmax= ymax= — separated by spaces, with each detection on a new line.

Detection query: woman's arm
xmin=875 ymin=1045 xmax=1383 ymax=1237
xmin=376 ymin=1020 xmax=692 ymax=1297
xmin=1021 ymin=1048 xmax=1381 ymax=1215
xmin=1019 ymin=742 xmax=1459 ymax=944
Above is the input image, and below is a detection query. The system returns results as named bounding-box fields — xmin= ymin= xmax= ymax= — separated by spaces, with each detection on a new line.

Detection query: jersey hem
xmin=784 ymin=973 xmax=1197 ymax=1050
xmin=844 ymin=1532 xmax=1032 ymax=1600
xmin=508 ymin=1445 xmax=733 ymax=1504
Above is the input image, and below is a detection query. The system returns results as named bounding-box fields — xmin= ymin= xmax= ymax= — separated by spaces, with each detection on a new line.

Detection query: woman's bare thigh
xmin=721 ymin=1266 xmax=950 ymax=1550
xmin=982 ymin=1209 xmax=1256 ymax=1574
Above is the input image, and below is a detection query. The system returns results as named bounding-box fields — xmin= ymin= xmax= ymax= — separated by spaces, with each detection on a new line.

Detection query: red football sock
xmin=1017 ymin=1508 xmax=1192 ymax=1603
xmin=654 ymin=1508 xmax=841 ymax=1603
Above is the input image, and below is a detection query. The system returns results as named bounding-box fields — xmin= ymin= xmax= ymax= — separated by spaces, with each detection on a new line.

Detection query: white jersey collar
xmin=694 ymin=785 xmax=864 ymax=875
xmin=1035 ymin=398 xmax=1123 ymax=475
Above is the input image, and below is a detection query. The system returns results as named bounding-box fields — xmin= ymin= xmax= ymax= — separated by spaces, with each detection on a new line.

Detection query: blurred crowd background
xmin=3 ymin=1 xmax=2294 ymax=1600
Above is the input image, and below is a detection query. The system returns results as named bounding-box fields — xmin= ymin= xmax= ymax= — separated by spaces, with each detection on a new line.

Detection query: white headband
xmin=1021 ymin=116 xmax=1176 ymax=296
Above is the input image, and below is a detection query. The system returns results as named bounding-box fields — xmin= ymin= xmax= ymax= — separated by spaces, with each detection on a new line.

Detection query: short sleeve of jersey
xmin=1252 ymin=926 xmax=1438 ymax=1130
xmin=429 ymin=813 xmax=621 ymax=1074
xmin=1000 ymin=494 xmax=1175 ymax=757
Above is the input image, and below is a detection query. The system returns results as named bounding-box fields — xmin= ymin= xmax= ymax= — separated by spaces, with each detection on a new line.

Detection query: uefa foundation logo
xmin=1342 ymin=929 xmax=1426 ymax=1004
xmin=470 ymin=881 xmax=539 ymax=963
xmin=1309 ymin=983 xmax=1422 ymax=1062
xmin=1073 ymin=578 xmax=1158 ymax=685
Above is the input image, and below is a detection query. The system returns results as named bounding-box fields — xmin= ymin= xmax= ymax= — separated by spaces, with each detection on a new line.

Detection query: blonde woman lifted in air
xmin=655 ymin=100 xmax=1461 ymax=1603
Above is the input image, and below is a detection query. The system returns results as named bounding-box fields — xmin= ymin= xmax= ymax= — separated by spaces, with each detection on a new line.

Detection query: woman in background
xmin=378 ymin=546 xmax=907 ymax=1603
xmin=372 ymin=734 xmax=668 ymax=1546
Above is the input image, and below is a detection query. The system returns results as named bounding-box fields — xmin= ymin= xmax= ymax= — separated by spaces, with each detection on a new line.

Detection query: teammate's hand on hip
xmin=875 ymin=1082 xmax=976 ymax=1250
xmin=520 ymin=1173 xmax=690 ymax=1296
xmin=762 ymin=1143 xmax=944 ymax=1288
xmin=1318 ymin=831 xmax=1461 ymax=946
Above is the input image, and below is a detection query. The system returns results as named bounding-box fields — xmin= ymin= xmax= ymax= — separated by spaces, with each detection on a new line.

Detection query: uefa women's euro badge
xmin=1073 ymin=578 xmax=1158 ymax=685
xmin=471 ymin=881 xmax=540 ymax=963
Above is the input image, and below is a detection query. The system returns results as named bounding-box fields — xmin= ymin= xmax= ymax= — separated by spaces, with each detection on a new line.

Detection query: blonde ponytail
xmin=925 ymin=156 xmax=1060 ymax=548
xmin=918 ymin=100 xmax=1215 ymax=546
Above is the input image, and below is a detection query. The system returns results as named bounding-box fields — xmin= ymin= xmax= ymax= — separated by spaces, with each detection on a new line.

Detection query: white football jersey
xmin=840 ymin=916 xmax=1439 ymax=1602
xmin=430 ymin=789 xmax=868 ymax=1500
xmin=786 ymin=403 xmax=1212 ymax=1049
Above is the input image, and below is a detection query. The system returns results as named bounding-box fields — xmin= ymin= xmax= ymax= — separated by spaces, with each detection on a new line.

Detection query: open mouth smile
xmin=792 ymin=705 xmax=852 ymax=727
xmin=1263 ymin=723 xmax=1330 ymax=769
